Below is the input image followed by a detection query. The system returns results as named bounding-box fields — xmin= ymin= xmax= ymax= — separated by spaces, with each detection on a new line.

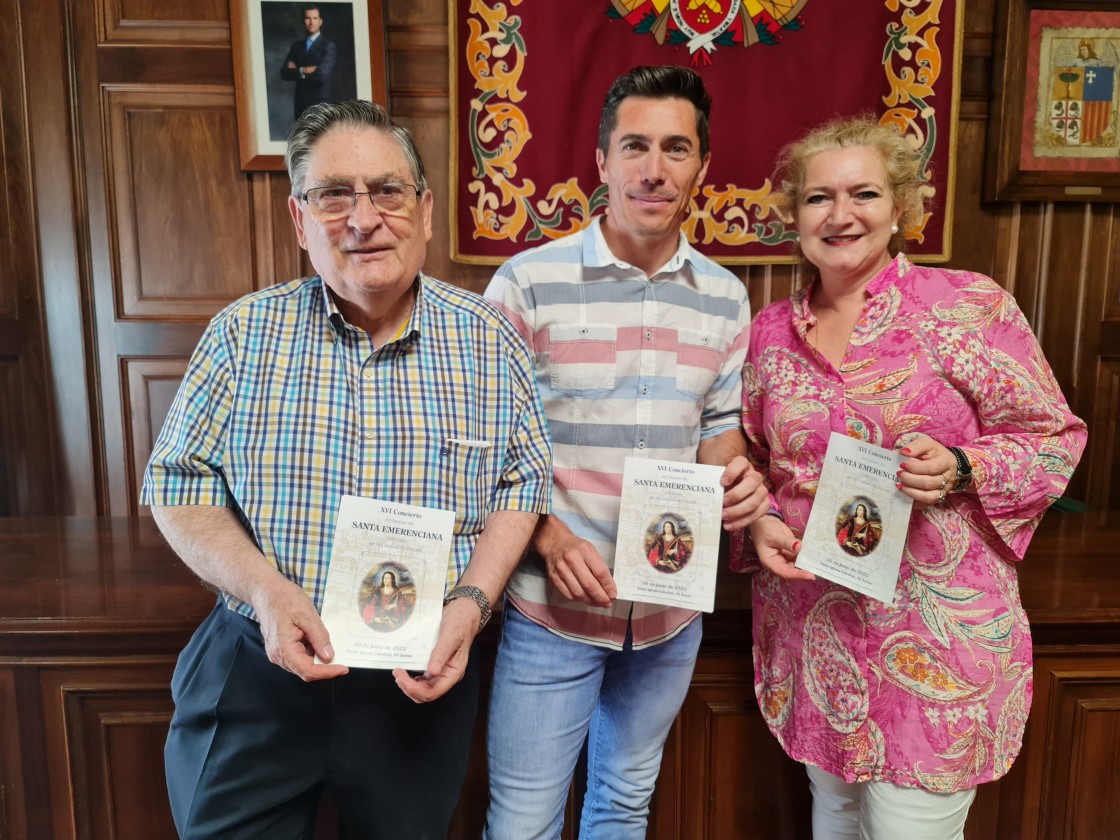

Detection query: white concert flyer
xmin=795 ymin=433 xmax=914 ymax=603
xmin=612 ymin=457 xmax=725 ymax=612
xmin=317 ymin=495 xmax=455 ymax=670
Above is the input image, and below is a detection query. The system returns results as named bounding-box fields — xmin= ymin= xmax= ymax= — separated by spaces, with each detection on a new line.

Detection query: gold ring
xmin=937 ymin=488 xmax=946 ymax=505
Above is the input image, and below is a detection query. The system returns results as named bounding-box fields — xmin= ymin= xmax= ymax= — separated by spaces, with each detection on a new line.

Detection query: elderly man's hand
xmin=392 ymin=597 xmax=478 ymax=703
xmin=253 ymin=576 xmax=349 ymax=682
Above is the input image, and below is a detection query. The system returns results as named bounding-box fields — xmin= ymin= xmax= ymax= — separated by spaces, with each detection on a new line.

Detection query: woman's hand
xmin=749 ymin=515 xmax=814 ymax=581
xmin=897 ymin=434 xmax=958 ymax=509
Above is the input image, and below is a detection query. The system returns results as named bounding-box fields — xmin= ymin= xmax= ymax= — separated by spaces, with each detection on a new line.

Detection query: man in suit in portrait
xmin=280 ymin=5 xmax=337 ymax=121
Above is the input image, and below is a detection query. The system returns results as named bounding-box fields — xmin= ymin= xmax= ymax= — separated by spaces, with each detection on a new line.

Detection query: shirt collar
xmin=866 ymin=252 xmax=911 ymax=297
xmin=319 ymin=274 xmax=424 ymax=344
xmin=582 ymin=216 xmax=696 ymax=278
xmin=792 ymin=252 xmax=911 ymax=331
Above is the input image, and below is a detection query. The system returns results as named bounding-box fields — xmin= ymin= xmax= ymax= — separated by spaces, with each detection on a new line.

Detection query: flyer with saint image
xmin=795 ymin=433 xmax=914 ymax=603
xmin=318 ymin=495 xmax=454 ymax=669
xmin=613 ymin=457 xmax=725 ymax=612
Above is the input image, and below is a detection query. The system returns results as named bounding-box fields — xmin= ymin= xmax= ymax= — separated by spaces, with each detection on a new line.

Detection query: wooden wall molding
xmin=103 ymin=87 xmax=254 ymax=320
xmin=39 ymin=663 xmax=180 ymax=840
xmin=0 ymin=668 xmax=26 ymax=839
xmin=96 ymin=0 xmax=229 ymax=46
xmin=63 ymin=681 xmax=178 ymax=839
xmin=0 ymin=89 xmax=14 ymax=320
xmin=0 ymin=362 xmax=23 ymax=516
xmin=0 ymin=0 xmax=62 ymax=514
xmin=1039 ymin=669 xmax=1120 ymax=840
xmin=122 ymin=358 xmax=189 ymax=515
xmin=1089 ymin=359 xmax=1120 ymax=515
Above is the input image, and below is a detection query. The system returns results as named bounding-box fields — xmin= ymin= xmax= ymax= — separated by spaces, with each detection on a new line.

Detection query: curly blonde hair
xmin=773 ymin=116 xmax=929 ymax=257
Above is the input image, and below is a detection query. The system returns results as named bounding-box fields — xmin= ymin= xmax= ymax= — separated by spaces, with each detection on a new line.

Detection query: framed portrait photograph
xmin=986 ymin=0 xmax=1120 ymax=201
xmin=230 ymin=0 xmax=387 ymax=170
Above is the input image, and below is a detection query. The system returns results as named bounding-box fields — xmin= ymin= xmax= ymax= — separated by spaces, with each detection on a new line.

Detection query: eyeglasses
xmin=300 ymin=183 xmax=421 ymax=219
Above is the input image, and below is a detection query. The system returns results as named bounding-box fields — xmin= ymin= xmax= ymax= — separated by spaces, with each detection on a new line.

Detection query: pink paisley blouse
xmin=739 ymin=255 xmax=1086 ymax=793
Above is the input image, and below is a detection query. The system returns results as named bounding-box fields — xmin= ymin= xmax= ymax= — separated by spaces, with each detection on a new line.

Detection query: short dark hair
xmin=598 ymin=66 xmax=712 ymax=158
xmin=303 ymin=5 xmax=322 ymax=16
xmin=286 ymin=100 xmax=428 ymax=196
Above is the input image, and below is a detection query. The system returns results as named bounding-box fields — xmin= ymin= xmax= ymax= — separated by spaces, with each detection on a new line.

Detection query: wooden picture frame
xmin=985 ymin=0 xmax=1120 ymax=201
xmin=230 ymin=0 xmax=387 ymax=171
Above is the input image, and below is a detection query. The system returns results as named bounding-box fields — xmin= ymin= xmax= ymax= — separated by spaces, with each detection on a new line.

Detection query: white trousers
xmin=806 ymin=764 xmax=977 ymax=840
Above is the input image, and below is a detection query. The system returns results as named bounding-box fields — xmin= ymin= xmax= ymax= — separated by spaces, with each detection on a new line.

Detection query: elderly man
xmin=483 ymin=66 xmax=768 ymax=838
xmin=143 ymin=100 xmax=552 ymax=839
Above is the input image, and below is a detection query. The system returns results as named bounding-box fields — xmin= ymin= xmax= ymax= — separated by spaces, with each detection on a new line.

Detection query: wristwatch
xmin=948 ymin=446 xmax=973 ymax=492
xmin=443 ymin=585 xmax=492 ymax=631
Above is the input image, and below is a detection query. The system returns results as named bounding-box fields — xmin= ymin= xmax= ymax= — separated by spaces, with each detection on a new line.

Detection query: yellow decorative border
xmin=450 ymin=0 xmax=962 ymax=265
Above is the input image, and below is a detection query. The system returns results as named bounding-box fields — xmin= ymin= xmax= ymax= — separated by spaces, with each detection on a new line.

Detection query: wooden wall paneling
xmin=104 ymin=88 xmax=256 ymax=319
xmin=1086 ymin=205 xmax=1118 ymax=512
xmin=0 ymin=0 xmax=63 ymax=515
xmin=263 ymin=173 xmax=311 ymax=286
xmin=97 ymin=0 xmax=229 ymax=46
xmin=1051 ymin=682 xmax=1120 ymax=839
xmin=250 ymin=173 xmax=308 ymax=291
xmin=122 ymin=358 xmax=188 ymax=513
xmin=70 ymin=0 xmax=258 ymax=514
xmin=740 ymin=263 xmax=801 ymax=316
xmin=39 ymin=662 xmax=181 ymax=840
xmin=946 ymin=121 xmax=1004 ymax=279
xmin=1089 ymin=359 xmax=1120 ymax=514
xmin=1038 ymin=665 xmax=1120 ymax=840
xmin=386 ymin=23 xmax=447 ymax=97
xmin=0 ymin=363 xmax=22 ymax=516
xmin=676 ymin=650 xmax=811 ymax=839
xmin=0 ymin=668 xmax=27 ymax=839
xmin=1064 ymin=204 xmax=1117 ymax=509
xmin=23 ymin=0 xmax=115 ymax=515
xmin=1036 ymin=203 xmax=1089 ymax=385
xmin=64 ymin=680 xmax=180 ymax=840
xmin=0 ymin=81 xmax=15 ymax=322
xmin=989 ymin=653 xmax=1120 ymax=840
xmin=963 ymin=773 xmax=1003 ymax=840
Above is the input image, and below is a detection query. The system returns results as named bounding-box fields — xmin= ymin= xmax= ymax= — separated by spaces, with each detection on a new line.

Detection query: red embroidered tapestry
xmin=450 ymin=0 xmax=962 ymax=264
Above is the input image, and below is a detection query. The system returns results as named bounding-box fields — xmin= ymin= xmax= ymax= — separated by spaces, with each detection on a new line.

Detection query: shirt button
xmin=645 ymin=330 xmax=652 ymax=340
xmin=642 ymin=385 xmax=649 ymax=395
xmin=365 ymin=432 xmax=374 ymax=440
xmin=637 ymin=440 xmax=645 ymax=449
xmin=363 ymin=369 xmax=374 ymax=380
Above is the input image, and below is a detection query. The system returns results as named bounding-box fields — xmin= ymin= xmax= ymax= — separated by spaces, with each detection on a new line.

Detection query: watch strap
xmin=443 ymin=585 xmax=492 ymax=631
xmin=948 ymin=446 xmax=973 ymax=492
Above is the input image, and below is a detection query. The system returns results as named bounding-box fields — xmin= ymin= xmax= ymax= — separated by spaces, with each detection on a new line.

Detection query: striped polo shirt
xmin=142 ymin=274 xmax=553 ymax=621
xmin=485 ymin=218 xmax=750 ymax=650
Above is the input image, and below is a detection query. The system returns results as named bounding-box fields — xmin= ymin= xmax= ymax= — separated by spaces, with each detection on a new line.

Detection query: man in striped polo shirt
xmin=484 ymin=66 xmax=769 ymax=838
xmin=143 ymin=101 xmax=552 ymax=839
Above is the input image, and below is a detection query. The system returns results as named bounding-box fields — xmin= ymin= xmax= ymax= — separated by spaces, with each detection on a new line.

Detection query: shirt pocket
xmin=548 ymin=324 xmax=617 ymax=395
xmin=675 ymin=329 xmax=726 ymax=400
xmin=439 ymin=438 xmax=494 ymax=534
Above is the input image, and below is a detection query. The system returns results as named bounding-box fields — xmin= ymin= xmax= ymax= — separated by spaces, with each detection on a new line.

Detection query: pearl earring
xmin=891 ymin=224 xmax=899 ymax=235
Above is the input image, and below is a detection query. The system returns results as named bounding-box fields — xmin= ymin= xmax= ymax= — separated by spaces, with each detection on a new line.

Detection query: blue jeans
xmin=484 ymin=605 xmax=702 ymax=840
